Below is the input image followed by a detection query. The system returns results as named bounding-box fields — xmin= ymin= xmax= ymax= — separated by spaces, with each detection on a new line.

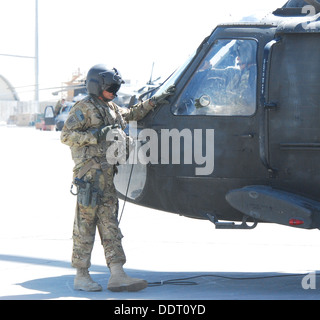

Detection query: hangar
xmin=0 ymin=74 xmax=19 ymax=101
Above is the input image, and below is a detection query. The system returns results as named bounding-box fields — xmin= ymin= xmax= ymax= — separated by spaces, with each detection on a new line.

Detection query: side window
xmin=172 ymin=39 xmax=257 ymax=116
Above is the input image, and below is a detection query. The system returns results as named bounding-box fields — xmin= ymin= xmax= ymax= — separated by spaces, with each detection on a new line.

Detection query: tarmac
xmin=1 ymin=126 xmax=320 ymax=301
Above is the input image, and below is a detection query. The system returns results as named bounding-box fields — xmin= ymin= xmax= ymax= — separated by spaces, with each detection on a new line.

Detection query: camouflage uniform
xmin=61 ymin=95 xmax=153 ymax=269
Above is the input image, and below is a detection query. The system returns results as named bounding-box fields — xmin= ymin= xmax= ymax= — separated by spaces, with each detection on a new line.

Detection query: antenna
xmin=148 ymin=62 xmax=155 ymax=85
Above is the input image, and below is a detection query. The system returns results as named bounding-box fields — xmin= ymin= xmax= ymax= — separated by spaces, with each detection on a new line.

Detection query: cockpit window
xmin=172 ymin=39 xmax=257 ymax=116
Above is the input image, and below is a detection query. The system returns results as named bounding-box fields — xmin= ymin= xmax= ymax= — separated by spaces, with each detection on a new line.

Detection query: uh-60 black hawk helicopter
xmin=114 ymin=0 xmax=320 ymax=232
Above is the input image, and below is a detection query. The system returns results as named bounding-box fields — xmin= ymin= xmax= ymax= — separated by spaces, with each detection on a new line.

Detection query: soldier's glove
xmin=106 ymin=126 xmax=135 ymax=165
xmin=110 ymin=126 xmax=134 ymax=157
xmin=91 ymin=125 xmax=113 ymax=143
xmin=109 ymin=126 xmax=127 ymax=142
xmin=149 ymin=85 xmax=176 ymax=107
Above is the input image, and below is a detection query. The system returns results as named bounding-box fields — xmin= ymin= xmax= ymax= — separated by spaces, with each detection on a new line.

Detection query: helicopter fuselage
xmin=115 ymin=4 xmax=320 ymax=230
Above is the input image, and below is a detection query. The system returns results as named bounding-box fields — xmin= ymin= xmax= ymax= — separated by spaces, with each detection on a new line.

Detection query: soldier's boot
xmin=74 ymin=268 xmax=102 ymax=292
xmin=107 ymin=263 xmax=148 ymax=292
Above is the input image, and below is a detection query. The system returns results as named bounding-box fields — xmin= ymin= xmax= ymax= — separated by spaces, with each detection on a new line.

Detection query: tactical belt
xmin=76 ymin=157 xmax=110 ymax=180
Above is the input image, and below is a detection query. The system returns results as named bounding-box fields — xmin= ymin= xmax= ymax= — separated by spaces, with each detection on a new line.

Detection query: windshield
xmin=151 ymin=51 xmax=196 ymax=96
xmin=172 ymin=39 xmax=257 ymax=116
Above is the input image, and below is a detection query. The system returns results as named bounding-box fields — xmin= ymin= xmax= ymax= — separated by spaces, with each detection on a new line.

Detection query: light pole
xmin=34 ymin=0 xmax=39 ymax=112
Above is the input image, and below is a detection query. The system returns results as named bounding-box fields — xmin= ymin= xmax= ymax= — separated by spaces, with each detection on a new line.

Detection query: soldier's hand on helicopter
xmin=149 ymin=85 xmax=176 ymax=107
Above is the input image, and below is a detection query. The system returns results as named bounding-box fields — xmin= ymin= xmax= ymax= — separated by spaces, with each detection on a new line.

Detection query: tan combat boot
xmin=74 ymin=268 xmax=102 ymax=292
xmin=107 ymin=263 xmax=148 ymax=292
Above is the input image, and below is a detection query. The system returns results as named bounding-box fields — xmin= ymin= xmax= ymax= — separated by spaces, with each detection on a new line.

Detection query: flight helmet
xmin=86 ymin=64 xmax=125 ymax=97
xmin=236 ymin=40 xmax=256 ymax=66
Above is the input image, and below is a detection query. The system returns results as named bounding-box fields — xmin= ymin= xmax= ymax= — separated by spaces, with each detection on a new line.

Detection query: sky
xmin=0 ymin=0 xmax=286 ymax=101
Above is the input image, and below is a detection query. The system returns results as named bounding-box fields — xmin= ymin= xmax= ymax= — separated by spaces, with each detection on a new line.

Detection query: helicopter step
xmin=226 ymin=186 xmax=320 ymax=230
xmin=206 ymin=213 xmax=258 ymax=230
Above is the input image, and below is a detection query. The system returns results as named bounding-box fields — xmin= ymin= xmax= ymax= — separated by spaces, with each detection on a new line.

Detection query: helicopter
xmin=114 ymin=0 xmax=320 ymax=231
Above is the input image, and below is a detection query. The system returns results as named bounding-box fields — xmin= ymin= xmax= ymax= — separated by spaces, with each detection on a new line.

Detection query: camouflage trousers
xmin=71 ymin=167 xmax=126 ymax=269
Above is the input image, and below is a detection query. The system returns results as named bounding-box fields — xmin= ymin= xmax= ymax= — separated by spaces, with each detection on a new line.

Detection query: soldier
xmin=206 ymin=40 xmax=257 ymax=112
xmin=61 ymin=64 xmax=175 ymax=292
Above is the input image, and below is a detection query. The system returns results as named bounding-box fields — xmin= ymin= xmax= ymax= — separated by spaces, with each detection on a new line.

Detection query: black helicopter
xmin=114 ymin=0 xmax=320 ymax=231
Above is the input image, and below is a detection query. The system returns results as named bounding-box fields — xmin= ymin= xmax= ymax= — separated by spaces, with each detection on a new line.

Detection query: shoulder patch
xmin=64 ymin=106 xmax=86 ymax=129
xmin=75 ymin=109 xmax=85 ymax=122
xmin=65 ymin=114 xmax=78 ymax=129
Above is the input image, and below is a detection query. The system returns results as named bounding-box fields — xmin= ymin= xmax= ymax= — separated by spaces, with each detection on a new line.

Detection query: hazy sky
xmin=0 ymin=0 xmax=286 ymax=100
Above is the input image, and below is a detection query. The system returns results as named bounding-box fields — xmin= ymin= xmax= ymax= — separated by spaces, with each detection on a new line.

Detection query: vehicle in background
xmin=35 ymin=105 xmax=55 ymax=131
xmin=55 ymin=102 xmax=74 ymax=131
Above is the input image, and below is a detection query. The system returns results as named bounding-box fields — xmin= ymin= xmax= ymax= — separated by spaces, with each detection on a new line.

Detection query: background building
xmin=0 ymin=73 xmax=55 ymax=125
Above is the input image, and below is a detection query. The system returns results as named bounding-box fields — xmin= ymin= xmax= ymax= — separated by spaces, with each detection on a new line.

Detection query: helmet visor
xmin=104 ymin=83 xmax=121 ymax=95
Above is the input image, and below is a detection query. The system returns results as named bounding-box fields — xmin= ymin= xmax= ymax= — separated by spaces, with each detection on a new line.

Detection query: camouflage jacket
xmin=61 ymin=95 xmax=153 ymax=170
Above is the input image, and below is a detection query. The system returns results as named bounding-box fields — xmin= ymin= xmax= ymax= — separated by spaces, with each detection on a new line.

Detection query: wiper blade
xmin=138 ymin=84 xmax=161 ymax=101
